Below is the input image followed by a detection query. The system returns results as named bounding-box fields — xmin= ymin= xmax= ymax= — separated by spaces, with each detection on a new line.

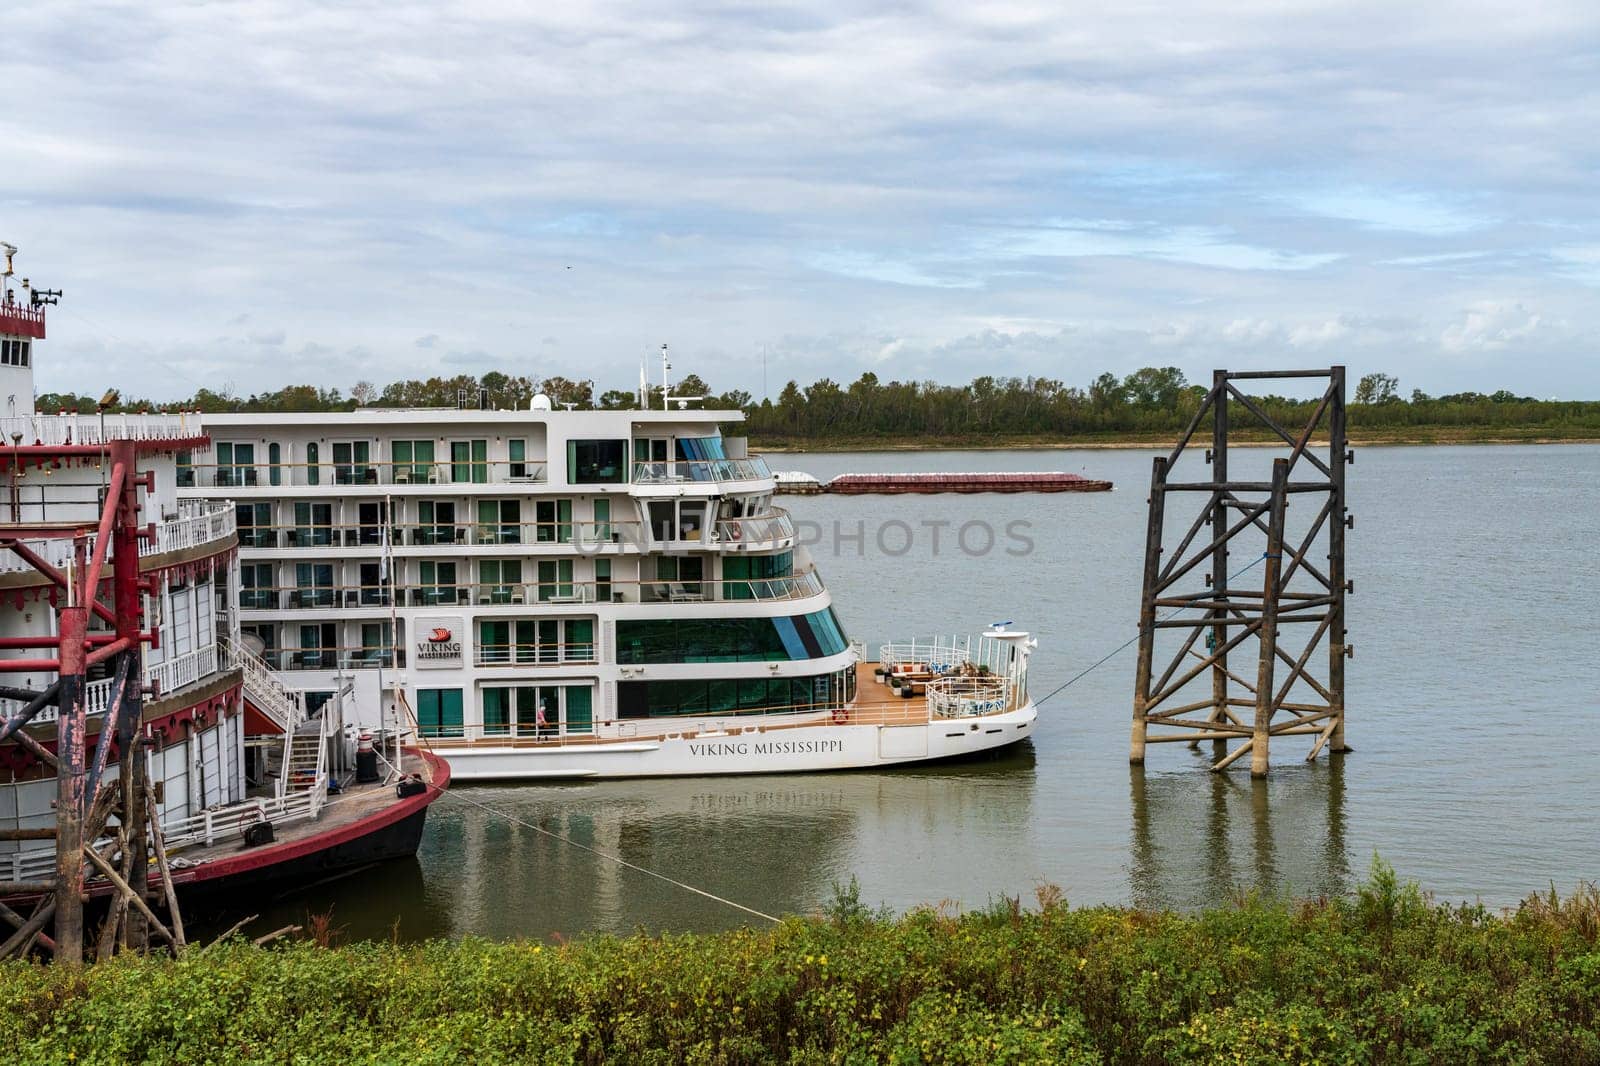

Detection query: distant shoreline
xmin=753 ymin=432 xmax=1600 ymax=454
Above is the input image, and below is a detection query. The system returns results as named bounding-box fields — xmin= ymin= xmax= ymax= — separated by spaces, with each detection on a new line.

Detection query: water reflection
xmin=1129 ymin=754 xmax=1351 ymax=909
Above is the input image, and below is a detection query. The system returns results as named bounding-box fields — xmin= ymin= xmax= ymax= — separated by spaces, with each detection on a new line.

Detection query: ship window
xmin=293 ymin=502 xmax=334 ymax=547
xmin=480 ymin=684 xmax=589 ymax=737
xmin=617 ymin=670 xmax=847 ymax=719
xmin=508 ymin=439 xmax=532 ymax=479
xmin=616 ymin=609 xmax=848 ymax=665
xmin=391 ymin=440 xmax=436 ymax=483
xmin=19 ymin=341 xmax=28 ymax=367
xmin=478 ymin=560 xmax=523 ymax=604
xmin=476 ymin=499 xmax=521 ymax=544
xmin=567 ymin=439 xmax=626 ymax=484
xmin=536 ymin=559 xmax=573 ymax=601
xmin=533 ymin=499 xmax=572 ymax=542
xmin=481 ymin=688 xmax=511 ymax=735
xmin=416 ymin=688 xmax=464 ymax=738
xmin=449 ymin=439 xmax=488 ymax=484
xmin=332 ymin=441 xmax=372 ymax=485
xmin=240 ymin=563 xmax=275 ymax=610
xmin=418 ymin=560 xmax=459 ymax=606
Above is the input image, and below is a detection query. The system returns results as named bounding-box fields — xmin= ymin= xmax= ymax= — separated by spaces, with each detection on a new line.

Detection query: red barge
xmin=825 ymin=471 xmax=1113 ymax=494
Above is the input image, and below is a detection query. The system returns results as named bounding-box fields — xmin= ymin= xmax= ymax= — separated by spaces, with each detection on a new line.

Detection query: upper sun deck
xmin=183 ymin=405 xmax=773 ymax=495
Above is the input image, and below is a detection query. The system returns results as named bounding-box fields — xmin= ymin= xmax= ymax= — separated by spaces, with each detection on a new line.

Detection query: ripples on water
xmin=229 ymin=445 xmax=1600 ymax=941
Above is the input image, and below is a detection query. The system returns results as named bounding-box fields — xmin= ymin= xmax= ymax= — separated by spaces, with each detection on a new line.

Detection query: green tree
xmin=1354 ymin=372 xmax=1400 ymax=404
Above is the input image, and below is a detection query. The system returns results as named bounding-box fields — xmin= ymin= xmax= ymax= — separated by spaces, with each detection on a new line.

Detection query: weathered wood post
xmin=1249 ymin=458 xmax=1289 ymax=778
xmin=1130 ymin=455 xmax=1168 ymax=764
xmin=1209 ymin=370 xmax=1230 ymax=762
xmin=1327 ymin=366 xmax=1349 ymax=753
xmin=54 ymin=543 xmax=91 ymax=964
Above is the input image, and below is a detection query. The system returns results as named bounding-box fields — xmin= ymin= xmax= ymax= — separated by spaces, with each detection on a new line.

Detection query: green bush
xmin=3 ymin=870 xmax=1599 ymax=1064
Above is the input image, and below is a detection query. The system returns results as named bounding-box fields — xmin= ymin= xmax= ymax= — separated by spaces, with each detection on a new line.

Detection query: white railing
xmin=632 ymin=458 xmax=772 ymax=484
xmin=148 ymin=643 xmax=220 ymax=699
xmin=714 ymin=508 xmax=795 ymax=547
xmin=0 ymin=503 xmax=236 ymax=576
xmin=0 ymin=641 xmax=230 ymax=726
xmin=0 ymin=412 xmax=203 ymax=447
xmin=220 ymin=635 xmax=303 ymax=734
xmin=878 ymin=638 xmax=973 ymax=676
xmin=925 ymin=675 xmax=1017 ymax=718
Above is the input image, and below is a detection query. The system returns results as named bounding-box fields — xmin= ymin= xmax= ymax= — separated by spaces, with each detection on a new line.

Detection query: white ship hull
xmin=437 ymin=699 xmax=1037 ymax=780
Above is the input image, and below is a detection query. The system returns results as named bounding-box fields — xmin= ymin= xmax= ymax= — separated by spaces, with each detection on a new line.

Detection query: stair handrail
xmin=221 ymin=635 xmax=304 ymax=733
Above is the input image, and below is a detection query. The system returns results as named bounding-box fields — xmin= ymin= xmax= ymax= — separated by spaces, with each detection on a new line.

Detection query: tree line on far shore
xmin=36 ymin=367 xmax=1600 ymax=441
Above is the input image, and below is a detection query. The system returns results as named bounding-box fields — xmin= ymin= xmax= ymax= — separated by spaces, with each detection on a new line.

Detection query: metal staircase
xmin=220 ymin=635 xmax=309 ymax=800
xmin=283 ymin=730 xmax=326 ymax=799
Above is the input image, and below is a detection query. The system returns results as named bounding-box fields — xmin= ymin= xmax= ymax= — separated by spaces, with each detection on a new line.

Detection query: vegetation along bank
xmin=3 ymin=864 xmax=1598 ymax=1064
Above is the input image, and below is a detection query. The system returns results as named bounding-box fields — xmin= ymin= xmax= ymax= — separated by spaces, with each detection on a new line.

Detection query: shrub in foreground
xmin=2 ymin=864 xmax=1598 ymax=1064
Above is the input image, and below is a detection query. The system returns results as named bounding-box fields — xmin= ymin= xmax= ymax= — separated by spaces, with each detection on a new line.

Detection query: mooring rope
xmin=1033 ymin=551 xmax=1269 ymax=708
xmin=372 ymin=748 xmax=781 ymax=925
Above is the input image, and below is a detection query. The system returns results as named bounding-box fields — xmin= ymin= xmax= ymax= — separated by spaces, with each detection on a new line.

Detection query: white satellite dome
xmin=530 ymin=393 xmax=553 ymax=411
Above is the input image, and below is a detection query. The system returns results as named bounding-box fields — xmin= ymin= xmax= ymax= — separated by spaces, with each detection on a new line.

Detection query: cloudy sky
xmin=6 ymin=1 xmax=1599 ymax=401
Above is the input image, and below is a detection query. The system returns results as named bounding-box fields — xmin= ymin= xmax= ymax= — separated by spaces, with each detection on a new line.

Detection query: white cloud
xmin=4 ymin=0 xmax=1598 ymax=400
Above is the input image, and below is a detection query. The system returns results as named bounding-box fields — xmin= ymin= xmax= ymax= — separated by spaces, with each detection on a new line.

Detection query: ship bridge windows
xmin=617 ymin=609 xmax=849 ymax=664
xmin=567 ymin=439 xmax=627 ymax=483
xmin=1 ymin=338 xmax=31 ymax=366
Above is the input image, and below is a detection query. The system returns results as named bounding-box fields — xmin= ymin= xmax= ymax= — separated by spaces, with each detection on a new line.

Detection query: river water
xmin=238 ymin=444 xmax=1600 ymax=942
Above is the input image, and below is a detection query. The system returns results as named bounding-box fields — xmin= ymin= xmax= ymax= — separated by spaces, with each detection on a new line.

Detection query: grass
xmin=2 ymin=861 xmax=1598 ymax=1064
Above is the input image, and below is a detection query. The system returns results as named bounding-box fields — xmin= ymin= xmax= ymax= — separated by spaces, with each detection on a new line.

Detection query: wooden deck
xmin=159 ymin=750 xmax=441 ymax=885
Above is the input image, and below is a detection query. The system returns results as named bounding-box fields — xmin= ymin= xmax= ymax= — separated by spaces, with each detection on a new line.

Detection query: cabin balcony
xmin=181 ymin=459 xmax=549 ymax=490
xmin=630 ymin=457 xmax=772 ymax=486
xmin=712 ymin=508 xmax=794 ymax=551
xmin=238 ymin=567 xmax=827 ymax=612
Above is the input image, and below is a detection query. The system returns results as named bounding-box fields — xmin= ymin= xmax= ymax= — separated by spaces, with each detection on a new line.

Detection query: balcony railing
xmin=255 ymin=646 xmax=407 ymax=671
xmin=475 ymin=641 xmax=597 ymax=666
xmin=183 ymin=459 xmax=548 ymax=489
xmin=236 ymin=519 xmax=646 ymax=550
xmin=632 ymin=458 xmax=772 ymax=484
xmin=0 ymin=412 xmax=202 ymax=446
xmin=0 ymin=641 xmax=230 ymax=725
xmin=0 ymin=502 xmax=236 ymax=576
xmin=713 ymin=509 xmax=794 ymax=547
xmin=239 ymin=568 xmax=826 ymax=610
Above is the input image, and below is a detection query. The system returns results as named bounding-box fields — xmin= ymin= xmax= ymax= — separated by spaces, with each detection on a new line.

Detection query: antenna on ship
xmin=660 ymin=343 xmax=671 ymax=411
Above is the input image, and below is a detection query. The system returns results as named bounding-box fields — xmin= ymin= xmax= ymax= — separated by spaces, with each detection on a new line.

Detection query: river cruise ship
xmin=179 ymin=396 xmax=1040 ymax=779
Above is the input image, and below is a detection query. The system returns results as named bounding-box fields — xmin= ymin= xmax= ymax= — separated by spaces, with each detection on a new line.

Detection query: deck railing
xmin=238 ymin=568 xmax=826 ymax=610
xmin=632 ymin=458 xmax=772 ymax=484
xmin=0 ymin=412 xmax=203 ymax=447
xmin=0 ymin=502 xmax=236 ymax=576
xmin=183 ymin=459 xmax=548 ymax=489
xmin=713 ymin=508 xmax=794 ymax=547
